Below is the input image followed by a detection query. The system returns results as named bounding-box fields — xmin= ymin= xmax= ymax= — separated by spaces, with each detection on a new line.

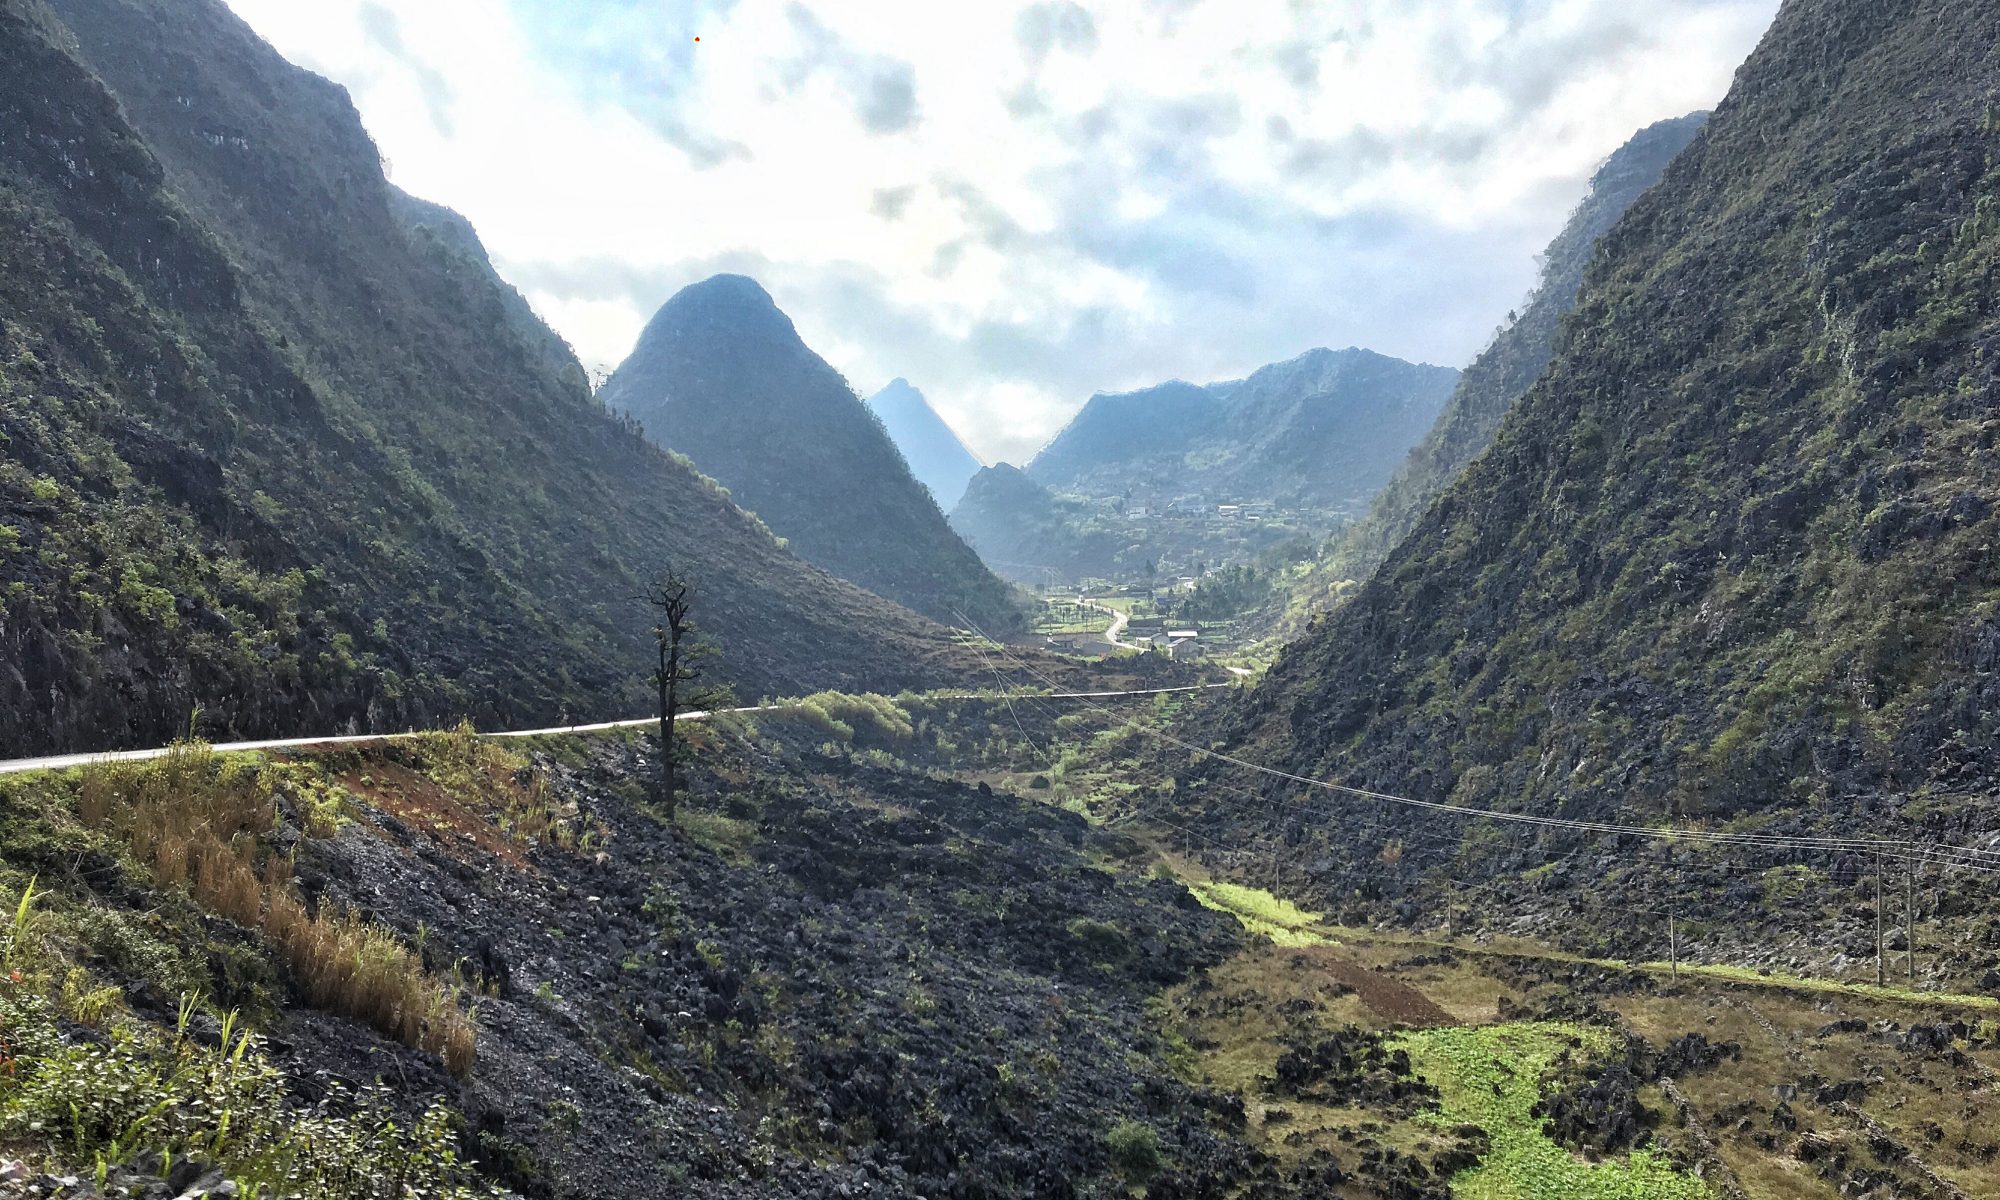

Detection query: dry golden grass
xmin=73 ymin=741 xmax=477 ymax=1076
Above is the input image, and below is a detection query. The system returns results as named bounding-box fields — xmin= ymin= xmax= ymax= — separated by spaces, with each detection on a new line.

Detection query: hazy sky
xmin=223 ymin=0 xmax=1778 ymax=464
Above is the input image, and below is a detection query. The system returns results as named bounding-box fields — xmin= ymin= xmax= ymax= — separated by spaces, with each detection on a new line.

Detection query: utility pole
xmin=1663 ymin=832 xmax=1679 ymax=983
xmin=1906 ymin=854 xmax=1918 ymax=989
xmin=1874 ymin=852 xmax=1885 ymax=988
xmin=1668 ymin=909 xmax=1680 ymax=983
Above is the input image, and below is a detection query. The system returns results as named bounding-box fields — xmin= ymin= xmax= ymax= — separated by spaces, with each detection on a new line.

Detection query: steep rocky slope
xmin=1289 ymin=113 xmax=1709 ymax=617
xmin=600 ymin=278 xmax=1023 ymax=631
xmin=0 ymin=710 xmax=1264 ymax=1198
xmin=1027 ymin=350 xmax=1458 ymax=512
xmin=865 ymin=377 xmax=983 ymax=510
xmin=1226 ymin=0 xmax=2000 ymax=853
xmin=0 ymin=0 xmax=985 ymax=756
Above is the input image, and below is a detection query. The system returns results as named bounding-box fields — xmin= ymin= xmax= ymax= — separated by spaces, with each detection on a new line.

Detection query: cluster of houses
xmin=1120 ymin=615 xmax=1202 ymax=657
xmin=1041 ymin=613 xmax=1203 ymax=659
xmin=1125 ymin=495 xmax=1277 ymax=523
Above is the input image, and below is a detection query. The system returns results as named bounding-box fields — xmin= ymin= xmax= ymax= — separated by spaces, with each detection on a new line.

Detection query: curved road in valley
xmin=0 ymin=683 xmax=1236 ymax=776
xmin=1072 ymin=597 xmax=1253 ymax=676
xmin=1079 ymin=598 xmax=1143 ymax=650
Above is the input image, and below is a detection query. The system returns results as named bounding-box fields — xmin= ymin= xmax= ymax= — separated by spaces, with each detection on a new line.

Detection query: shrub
xmin=1106 ymin=1119 xmax=1163 ymax=1180
xmin=782 ymin=692 xmax=915 ymax=744
xmin=1065 ymin=917 xmax=1132 ymax=964
xmin=0 ymin=979 xmax=492 ymax=1198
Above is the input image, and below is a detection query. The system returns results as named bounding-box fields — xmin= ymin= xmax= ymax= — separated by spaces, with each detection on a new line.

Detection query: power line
xmin=956 ymin=612 xmax=2000 ymax=872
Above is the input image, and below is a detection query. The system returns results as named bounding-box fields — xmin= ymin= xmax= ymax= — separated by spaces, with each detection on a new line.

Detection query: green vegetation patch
xmin=0 ymin=881 xmax=497 ymax=1197
xmin=1635 ymin=960 xmax=1999 ymax=1011
xmin=1394 ymin=1022 xmax=1706 ymax=1200
xmin=1188 ymin=881 xmax=1330 ymax=947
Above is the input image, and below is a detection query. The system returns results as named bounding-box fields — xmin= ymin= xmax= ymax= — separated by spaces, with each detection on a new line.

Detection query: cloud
xmin=781 ymin=4 xmax=921 ymax=134
xmin=871 ymin=184 xmax=917 ymax=220
xmin=220 ymin=0 xmax=1780 ymax=463
xmin=1016 ymin=2 xmax=1097 ymax=64
xmin=856 ymin=62 xmax=919 ymax=133
xmin=355 ymin=3 xmax=454 ymax=135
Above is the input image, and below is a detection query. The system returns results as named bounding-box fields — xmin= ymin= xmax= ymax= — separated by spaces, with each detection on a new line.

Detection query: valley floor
xmin=0 ymin=687 xmax=1994 ymax=1200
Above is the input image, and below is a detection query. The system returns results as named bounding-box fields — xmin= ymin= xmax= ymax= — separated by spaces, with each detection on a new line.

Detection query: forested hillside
xmin=948 ymin=464 xmax=1134 ymax=584
xmin=601 ymin=277 xmax=1025 ymax=632
xmin=1229 ymin=0 xmax=2000 ymax=843
xmin=0 ymin=0 xmax=985 ymax=755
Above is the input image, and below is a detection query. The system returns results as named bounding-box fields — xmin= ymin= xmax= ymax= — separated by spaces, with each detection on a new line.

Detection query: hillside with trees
xmin=1271 ymin=113 xmax=1710 ymax=630
xmin=1027 ymin=349 xmax=1458 ymax=514
xmin=1216 ymin=0 xmax=2000 ymax=871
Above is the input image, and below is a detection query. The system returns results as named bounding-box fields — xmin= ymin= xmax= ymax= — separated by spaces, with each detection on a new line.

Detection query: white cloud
xmin=223 ymin=0 xmax=1777 ymax=463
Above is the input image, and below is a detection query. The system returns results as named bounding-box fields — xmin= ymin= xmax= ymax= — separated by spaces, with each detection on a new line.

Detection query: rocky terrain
xmin=0 ymin=705 xmax=1262 ymax=1198
xmin=1215 ymin=0 xmax=2000 ymax=911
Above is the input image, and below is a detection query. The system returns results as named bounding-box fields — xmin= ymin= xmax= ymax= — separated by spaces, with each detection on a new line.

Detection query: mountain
xmin=1291 ymin=114 xmax=1708 ymax=612
xmin=599 ymin=278 xmax=1023 ymax=632
xmin=0 ymin=0 xmax=990 ymax=756
xmin=1226 ymin=0 xmax=2000 ymax=841
xmin=948 ymin=464 xmax=1135 ymax=585
xmin=1026 ymin=381 xmax=1224 ymax=492
xmin=866 ymin=378 xmax=983 ymax=510
xmin=1025 ymin=350 xmax=1459 ymax=512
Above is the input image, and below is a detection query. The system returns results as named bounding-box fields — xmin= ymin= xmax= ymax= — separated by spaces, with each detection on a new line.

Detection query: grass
xmin=1188 ymin=880 xmax=1331 ymax=947
xmin=1394 ymin=1022 xmax=1708 ymax=1200
xmin=675 ymin=809 xmax=759 ymax=860
xmin=403 ymin=721 xmax=599 ymax=853
xmin=1633 ymin=960 xmax=1999 ymax=1011
xmin=0 ymin=891 xmax=495 ymax=1198
xmin=67 ymin=741 xmax=477 ymax=1075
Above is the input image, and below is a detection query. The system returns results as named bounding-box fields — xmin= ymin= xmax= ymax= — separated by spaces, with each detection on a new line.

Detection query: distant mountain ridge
xmin=599 ymin=277 xmax=1023 ymax=632
xmin=1026 ymin=348 xmax=1459 ymax=513
xmin=867 ymin=378 xmax=984 ymax=510
xmin=0 ymin=0 xmax=989 ymax=754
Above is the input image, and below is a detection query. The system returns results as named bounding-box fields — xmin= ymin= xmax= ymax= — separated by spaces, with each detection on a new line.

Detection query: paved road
xmin=0 ymin=683 xmax=1233 ymax=776
xmin=1077 ymin=598 xmax=1143 ymax=649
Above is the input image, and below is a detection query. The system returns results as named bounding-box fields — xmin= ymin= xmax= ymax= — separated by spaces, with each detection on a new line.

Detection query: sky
xmin=222 ymin=0 xmax=1779 ymax=465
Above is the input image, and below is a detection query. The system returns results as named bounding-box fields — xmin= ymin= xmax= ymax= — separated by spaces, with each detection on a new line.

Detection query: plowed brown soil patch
xmin=337 ymin=758 xmax=532 ymax=871
xmin=1284 ymin=946 xmax=1453 ymax=1027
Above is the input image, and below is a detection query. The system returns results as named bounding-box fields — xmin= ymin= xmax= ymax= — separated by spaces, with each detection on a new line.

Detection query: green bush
xmin=1105 ymin=1119 xmax=1163 ymax=1180
xmin=781 ymin=691 xmax=915 ymax=744
xmin=1065 ymin=917 xmax=1132 ymax=964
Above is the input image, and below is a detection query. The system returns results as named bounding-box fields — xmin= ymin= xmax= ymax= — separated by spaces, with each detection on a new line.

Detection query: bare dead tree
xmin=639 ymin=569 xmax=725 ymax=820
